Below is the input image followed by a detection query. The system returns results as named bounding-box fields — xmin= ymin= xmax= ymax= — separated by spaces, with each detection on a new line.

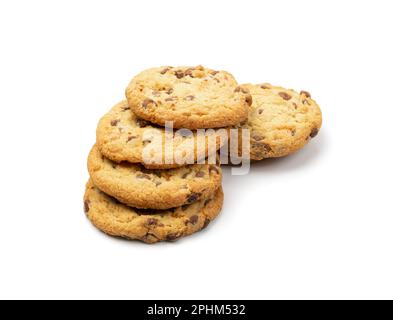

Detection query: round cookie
xmin=126 ymin=65 xmax=251 ymax=129
xmin=96 ymin=101 xmax=224 ymax=169
xmin=235 ymin=84 xmax=322 ymax=160
xmin=84 ymin=180 xmax=224 ymax=244
xmin=88 ymin=145 xmax=222 ymax=210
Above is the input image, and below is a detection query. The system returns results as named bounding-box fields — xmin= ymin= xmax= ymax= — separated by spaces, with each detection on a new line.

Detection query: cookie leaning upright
xmin=236 ymin=84 xmax=322 ymax=160
xmin=126 ymin=66 xmax=251 ymax=129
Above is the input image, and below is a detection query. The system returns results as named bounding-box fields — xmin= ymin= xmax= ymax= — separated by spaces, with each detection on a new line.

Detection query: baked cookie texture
xmin=88 ymin=145 xmax=222 ymax=210
xmin=84 ymin=64 xmax=326 ymax=244
xmin=126 ymin=66 xmax=250 ymax=129
xmin=235 ymin=84 xmax=322 ymax=160
xmin=96 ymin=101 xmax=225 ymax=169
xmin=84 ymin=180 xmax=223 ymax=244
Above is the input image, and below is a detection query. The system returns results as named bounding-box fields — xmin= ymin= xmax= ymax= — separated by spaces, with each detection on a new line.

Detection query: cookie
xmin=234 ymin=84 xmax=322 ymax=160
xmin=84 ymin=180 xmax=223 ymax=244
xmin=96 ymin=101 xmax=225 ymax=169
xmin=88 ymin=145 xmax=222 ymax=210
xmin=125 ymin=65 xmax=251 ymax=129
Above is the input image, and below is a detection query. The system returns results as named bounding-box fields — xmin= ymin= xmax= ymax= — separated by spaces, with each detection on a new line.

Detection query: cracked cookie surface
xmin=84 ymin=180 xmax=223 ymax=244
xmin=235 ymin=84 xmax=322 ymax=160
xmin=96 ymin=101 xmax=224 ymax=169
xmin=126 ymin=66 xmax=250 ymax=129
xmin=88 ymin=145 xmax=222 ymax=210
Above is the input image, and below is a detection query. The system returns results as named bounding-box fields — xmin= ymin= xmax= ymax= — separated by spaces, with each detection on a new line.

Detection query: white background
xmin=0 ymin=0 xmax=392 ymax=300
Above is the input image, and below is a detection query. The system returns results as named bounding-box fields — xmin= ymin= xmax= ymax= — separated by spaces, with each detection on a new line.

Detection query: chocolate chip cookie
xmin=88 ymin=145 xmax=222 ymax=210
xmin=235 ymin=84 xmax=322 ymax=160
xmin=126 ymin=66 xmax=250 ymax=129
xmin=96 ymin=101 xmax=224 ymax=169
xmin=84 ymin=180 xmax=223 ymax=244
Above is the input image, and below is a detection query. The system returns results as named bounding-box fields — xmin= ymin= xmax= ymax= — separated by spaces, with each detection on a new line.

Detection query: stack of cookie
xmin=84 ymin=66 xmax=250 ymax=243
xmin=84 ymin=65 xmax=322 ymax=244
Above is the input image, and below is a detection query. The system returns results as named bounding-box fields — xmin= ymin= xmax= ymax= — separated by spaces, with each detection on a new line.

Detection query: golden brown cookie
xmin=88 ymin=145 xmax=222 ymax=210
xmin=84 ymin=180 xmax=224 ymax=244
xmin=235 ymin=84 xmax=322 ymax=160
xmin=126 ymin=66 xmax=250 ymax=129
xmin=96 ymin=101 xmax=225 ymax=169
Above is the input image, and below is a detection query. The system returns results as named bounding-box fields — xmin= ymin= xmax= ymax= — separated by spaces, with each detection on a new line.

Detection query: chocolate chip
xmin=136 ymin=119 xmax=150 ymax=127
xmin=84 ymin=200 xmax=90 ymax=213
xmin=127 ymin=135 xmax=137 ymax=142
xmin=184 ymin=68 xmax=195 ymax=77
xmin=142 ymin=98 xmax=157 ymax=108
xmin=291 ymin=129 xmax=296 ymax=136
xmin=235 ymin=86 xmax=250 ymax=94
xmin=260 ymin=84 xmax=271 ymax=89
xmin=310 ymin=128 xmax=319 ymax=138
xmin=137 ymin=173 xmax=151 ymax=180
xmin=187 ymin=193 xmax=201 ymax=203
xmin=147 ymin=218 xmax=158 ymax=226
xmin=235 ymin=87 xmax=252 ymax=105
xmin=155 ymin=181 xmax=162 ymax=187
xmin=142 ymin=233 xmax=160 ymax=243
xmin=262 ymin=143 xmax=272 ymax=153
xmin=166 ymin=233 xmax=180 ymax=241
xmin=292 ymin=102 xmax=298 ymax=109
xmin=174 ymin=70 xmax=184 ymax=79
xmin=160 ymin=67 xmax=171 ymax=75
xmin=252 ymin=135 xmax=263 ymax=141
xmin=189 ymin=215 xmax=199 ymax=225
xmin=121 ymin=106 xmax=131 ymax=111
xmin=166 ymin=88 xmax=174 ymax=95
xmin=210 ymin=70 xmax=219 ymax=75
xmin=182 ymin=172 xmax=190 ymax=179
xmin=258 ymin=108 xmax=264 ymax=115
xmin=254 ymin=142 xmax=272 ymax=155
xmin=278 ymin=92 xmax=292 ymax=100
xmin=111 ymin=119 xmax=120 ymax=126
xmin=245 ymin=94 xmax=253 ymax=106
xmin=185 ymin=95 xmax=195 ymax=101
xmin=112 ymin=164 xmax=117 ymax=169
xmin=195 ymin=171 xmax=205 ymax=178
xmin=300 ymin=90 xmax=311 ymax=98
xmin=202 ymin=218 xmax=211 ymax=229
xmin=209 ymin=165 xmax=220 ymax=174
xmin=143 ymin=139 xmax=151 ymax=146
